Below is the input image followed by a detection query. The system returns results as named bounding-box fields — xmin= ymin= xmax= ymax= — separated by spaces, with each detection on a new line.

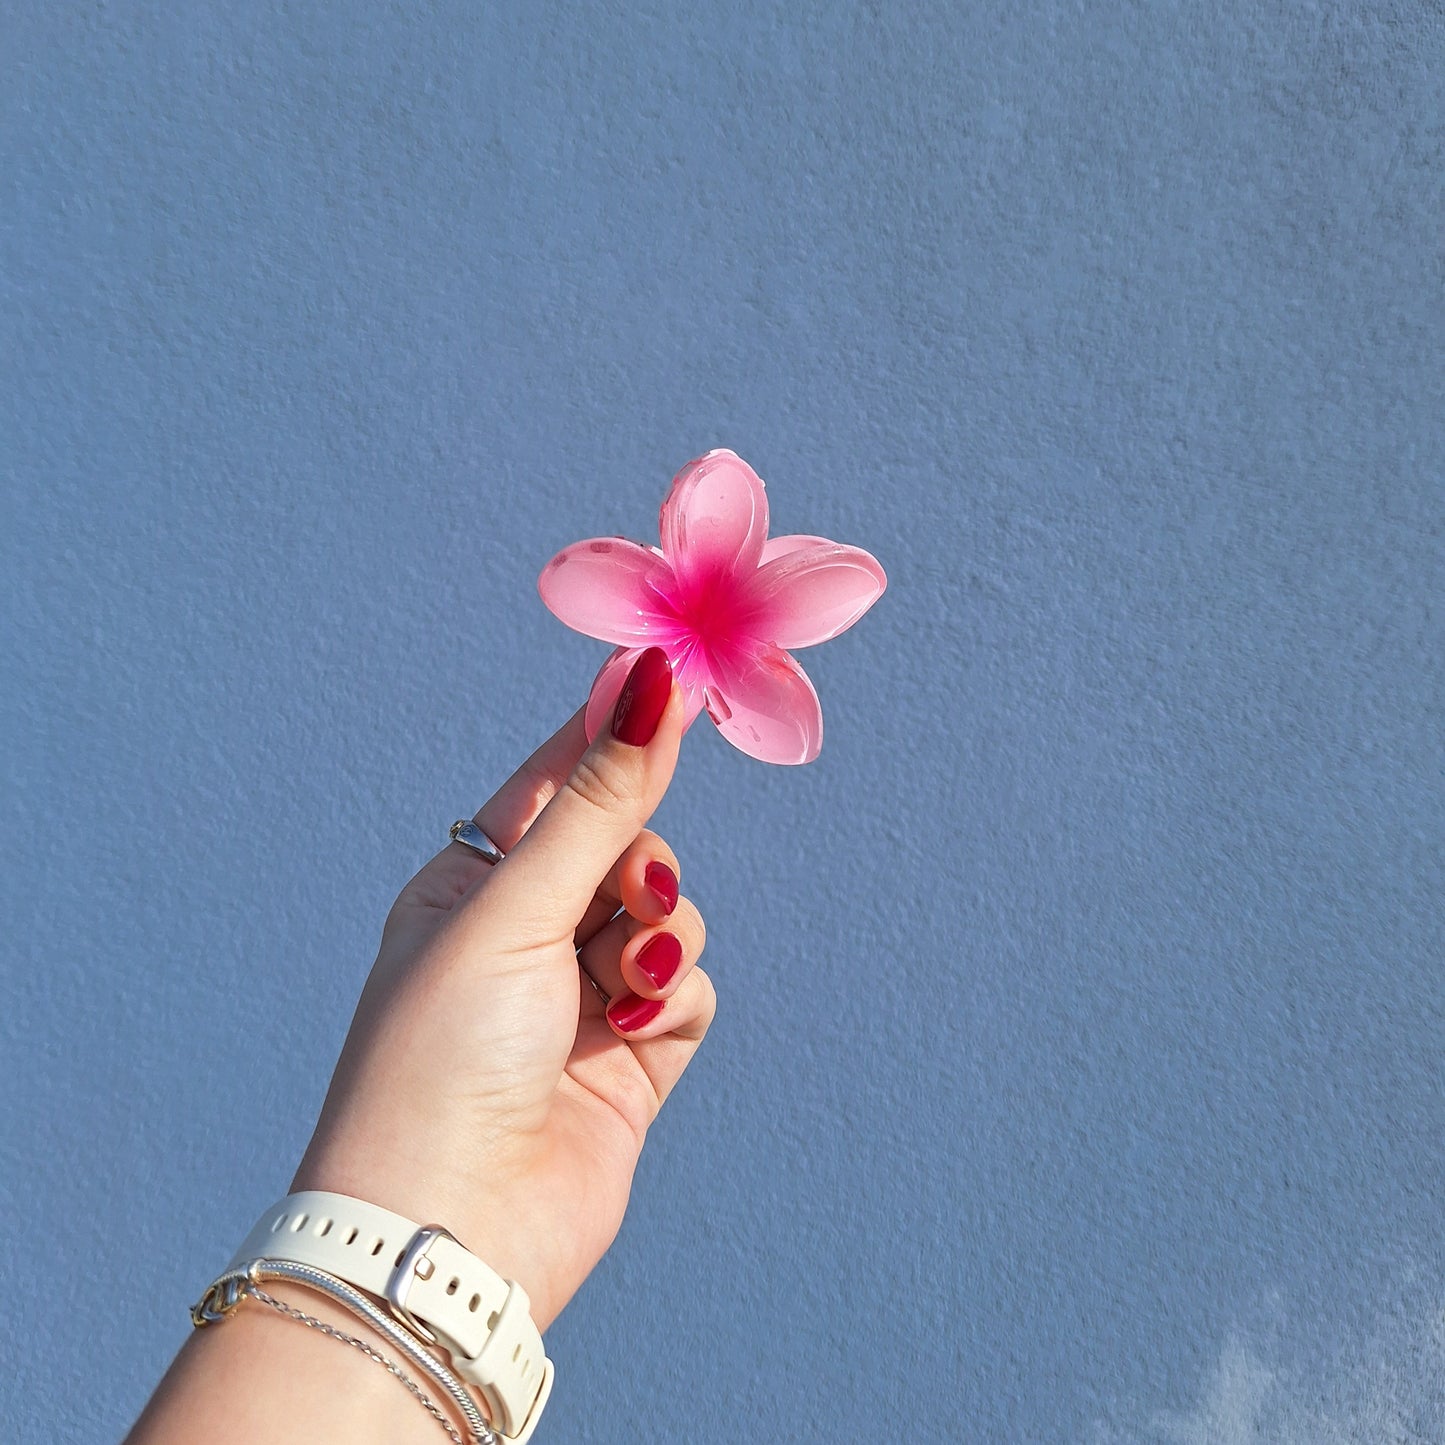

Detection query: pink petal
xmin=758 ymin=534 xmax=833 ymax=565
xmin=669 ymin=638 xmax=713 ymax=730
xmin=583 ymin=645 xmax=708 ymax=743
xmin=539 ymin=537 xmax=675 ymax=646
xmin=704 ymin=643 xmax=823 ymax=765
xmin=659 ymin=450 xmax=770 ymax=587
xmin=746 ymin=541 xmax=887 ymax=649
xmin=583 ymin=646 xmax=641 ymax=741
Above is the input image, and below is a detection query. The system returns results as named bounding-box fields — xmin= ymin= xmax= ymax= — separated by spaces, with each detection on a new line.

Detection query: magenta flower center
xmin=655 ymin=567 xmax=758 ymax=655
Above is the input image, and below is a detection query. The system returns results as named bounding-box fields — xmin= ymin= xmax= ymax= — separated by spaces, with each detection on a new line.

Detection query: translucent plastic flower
xmin=538 ymin=449 xmax=887 ymax=764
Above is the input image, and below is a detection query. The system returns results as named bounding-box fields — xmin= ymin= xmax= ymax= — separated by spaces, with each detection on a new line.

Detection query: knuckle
xmin=680 ymin=901 xmax=706 ymax=959
xmin=517 ymin=756 xmax=563 ymax=816
xmin=689 ymin=968 xmax=718 ymax=1033
xmin=608 ymin=1065 xmax=661 ymax=1135
xmin=566 ymin=754 xmax=644 ymax=819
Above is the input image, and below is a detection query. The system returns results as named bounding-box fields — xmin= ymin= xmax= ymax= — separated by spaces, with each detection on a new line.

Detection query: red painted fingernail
xmin=607 ymin=993 xmax=665 ymax=1033
xmin=644 ymin=861 xmax=679 ymax=916
xmin=611 ymin=646 xmax=672 ymax=746
xmin=635 ymin=931 xmax=683 ymax=990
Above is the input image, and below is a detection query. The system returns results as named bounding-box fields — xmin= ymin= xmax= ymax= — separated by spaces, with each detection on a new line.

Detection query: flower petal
xmin=583 ymin=645 xmax=708 ymax=743
xmin=746 ymin=542 xmax=887 ymax=649
xmin=669 ymin=639 xmax=713 ymax=731
xmin=659 ymin=449 xmax=770 ymax=586
xmin=584 ymin=646 xmax=643 ymax=741
xmin=758 ymin=534 xmax=833 ymax=565
xmin=539 ymin=537 xmax=676 ymax=645
xmin=704 ymin=643 xmax=823 ymax=765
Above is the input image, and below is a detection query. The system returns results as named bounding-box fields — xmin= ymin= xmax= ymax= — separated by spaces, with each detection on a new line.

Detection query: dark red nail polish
xmin=635 ymin=932 xmax=683 ymax=990
xmin=607 ymin=993 xmax=665 ymax=1033
xmin=611 ymin=646 xmax=672 ymax=747
xmin=644 ymin=861 xmax=679 ymax=916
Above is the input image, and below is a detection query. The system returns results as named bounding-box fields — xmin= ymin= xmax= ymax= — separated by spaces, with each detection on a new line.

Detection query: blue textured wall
xmin=3 ymin=3 xmax=1442 ymax=1439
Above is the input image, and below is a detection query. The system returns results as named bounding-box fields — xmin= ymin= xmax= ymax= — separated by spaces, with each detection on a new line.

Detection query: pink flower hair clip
xmin=539 ymin=449 xmax=887 ymax=764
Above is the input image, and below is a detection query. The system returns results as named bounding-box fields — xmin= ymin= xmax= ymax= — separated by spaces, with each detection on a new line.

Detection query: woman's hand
xmin=292 ymin=647 xmax=715 ymax=1332
xmin=126 ymin=649 xmax=715 ymax=1445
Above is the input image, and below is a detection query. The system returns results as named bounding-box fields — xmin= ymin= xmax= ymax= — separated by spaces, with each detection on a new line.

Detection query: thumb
xmin=475 ymin=647 xmax=685 ymax=936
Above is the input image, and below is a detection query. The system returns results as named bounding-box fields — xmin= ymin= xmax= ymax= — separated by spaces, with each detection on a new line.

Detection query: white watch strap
xmin=226 ymin=1191 xmax=553 ymax=1444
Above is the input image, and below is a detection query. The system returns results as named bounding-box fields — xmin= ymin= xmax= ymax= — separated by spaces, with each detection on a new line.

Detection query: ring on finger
xmin=449 ymin=819 xmax=505 ymax=866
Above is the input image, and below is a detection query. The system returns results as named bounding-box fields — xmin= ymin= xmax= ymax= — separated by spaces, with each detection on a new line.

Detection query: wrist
xmin=290 ymin=1143 xmax=569 ymax=1333
xmin=204 ymin=1188 xmax=554 ymax=1443
xmin=129 ymin=1281 xmax=444 ymax=1445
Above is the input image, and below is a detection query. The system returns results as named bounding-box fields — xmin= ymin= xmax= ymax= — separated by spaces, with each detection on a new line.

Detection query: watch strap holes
xmin=315 ymin=1218 xmax=333 ymax=1237
xmin=445 ymin=1277 xmax=460 ymax=1295
xmin=467 ymin=1293 xmax=481 ymax=1312
xmin=369 ymin=1237 xmax=385 ymax=1256
xmin=289 ymin=1214 xmax=309 ymax=1232
xmin=270 ymin=1214 xmax=287 ymax=1233
xmin=344 ymin=1226 xmax=358 ymax=1245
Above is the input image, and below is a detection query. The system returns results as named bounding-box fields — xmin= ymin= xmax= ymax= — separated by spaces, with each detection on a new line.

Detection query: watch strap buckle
xmin=384 ymin=1223 xmax=455 ymax=1347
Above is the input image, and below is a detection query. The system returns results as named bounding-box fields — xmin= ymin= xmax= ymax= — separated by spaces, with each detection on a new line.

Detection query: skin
xmin=127 ymin=683 xmax=713 ymax=1442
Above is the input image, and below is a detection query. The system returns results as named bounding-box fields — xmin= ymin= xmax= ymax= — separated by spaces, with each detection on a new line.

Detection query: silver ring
xmin=450 ymin=819 xmax=505 ymax=865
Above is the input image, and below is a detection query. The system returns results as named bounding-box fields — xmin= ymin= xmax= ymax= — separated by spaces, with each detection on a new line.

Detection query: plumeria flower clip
xmin=539 ymin=449 xmax=886 ymax=764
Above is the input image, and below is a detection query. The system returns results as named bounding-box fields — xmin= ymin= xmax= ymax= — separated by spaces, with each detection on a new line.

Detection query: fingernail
xmin=607 ymin=993 xmax=665 ymax=1033
xmin=635 ymin=932 xmax=683 ymax=990
xmin=644 ymin=861 xmax=679 ymax=916
xmin=611 ymin=646 xmax=672 ymax=747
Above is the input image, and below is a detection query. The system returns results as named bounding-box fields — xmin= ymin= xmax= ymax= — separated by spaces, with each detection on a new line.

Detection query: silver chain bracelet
xmin=192 ymin=1258 xmax=498 ymax=1445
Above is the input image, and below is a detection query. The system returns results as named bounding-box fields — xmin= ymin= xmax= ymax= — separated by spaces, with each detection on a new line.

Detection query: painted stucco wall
xmin=3 ymin=3 xmax=1441 ymax=1439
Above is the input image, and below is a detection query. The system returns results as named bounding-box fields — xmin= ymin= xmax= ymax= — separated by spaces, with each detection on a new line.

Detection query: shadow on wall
xmin=1093 ymin=1297 xmax=1445 ymax=1444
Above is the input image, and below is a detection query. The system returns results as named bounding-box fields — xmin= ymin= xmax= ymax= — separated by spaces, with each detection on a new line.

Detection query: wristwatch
xmin=224 ymin=1190 xmax=554 ymax=1444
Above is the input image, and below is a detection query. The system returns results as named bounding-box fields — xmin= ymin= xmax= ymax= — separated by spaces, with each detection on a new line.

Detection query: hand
xmin=292 ymin=647 xmax=715 ymax=1333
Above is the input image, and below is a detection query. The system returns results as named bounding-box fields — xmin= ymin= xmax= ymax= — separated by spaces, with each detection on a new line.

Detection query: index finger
xmin=469 ymin=650 xmax=684 ymax=937
xmin=398 ymin=707 xmax=591 ymax=910
xmin=474 ymin=706 xmax=590 ymax=851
